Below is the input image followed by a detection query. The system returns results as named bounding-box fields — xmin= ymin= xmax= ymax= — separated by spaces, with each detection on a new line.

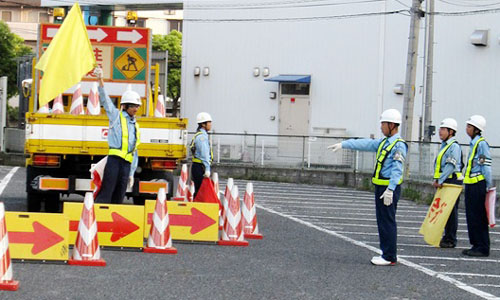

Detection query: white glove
xmin=380 ymin=188 xmax=393 ymax=206
xmin=327 ymin=143 xmax=342 ymax=152
xmin=93 ymin=66 xmax=103 ymax=79
xmin=204 ymin=170 xmax=211 ymax=178
xmin=128 ymin=176 xmax=134 ymax=190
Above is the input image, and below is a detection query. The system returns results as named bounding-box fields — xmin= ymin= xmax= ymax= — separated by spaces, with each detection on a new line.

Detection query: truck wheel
xmin=132 ymin=196 xmax=146 ymax=206
xmin=27 ymin=192 xmax=42 ymax=212
xmin=44 ymin=193 xmax=61 ymax=213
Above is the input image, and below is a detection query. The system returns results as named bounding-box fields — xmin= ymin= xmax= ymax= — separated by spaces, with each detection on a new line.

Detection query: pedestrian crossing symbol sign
xmin=113 ymin=47 xmax=146 ymax=80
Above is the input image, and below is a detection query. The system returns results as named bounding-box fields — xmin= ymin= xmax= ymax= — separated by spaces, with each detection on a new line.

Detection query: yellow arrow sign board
xmin=6 ymin=212 xmax=69 ymax=261
xmin=64 ymin=202 xmax=145 ymax=248
xmin=144 ymin=200 xmax=219 ymax=242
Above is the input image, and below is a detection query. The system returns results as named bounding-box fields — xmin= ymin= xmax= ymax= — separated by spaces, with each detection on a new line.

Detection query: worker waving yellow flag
xmin=419 ymin=184 xmax=463 ymax=247
xmin=35 ymin=2 xmax=95 ymax=107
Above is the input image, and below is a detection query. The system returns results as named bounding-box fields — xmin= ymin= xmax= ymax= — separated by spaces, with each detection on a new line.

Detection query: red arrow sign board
xmin=5 ymin=212 xmax=69 ymax=261
xmin=41 ymin=24 xmax=150 ymax=46
xmin=144 ymin=200 xmax=219 ymax=242
xmin=64 ymin=202 xmax=144 ymax=248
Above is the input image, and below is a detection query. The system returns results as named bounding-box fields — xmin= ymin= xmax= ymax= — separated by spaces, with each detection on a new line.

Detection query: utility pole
xmin=401 ymin=0 xmax=424 ymax=141
xmin=423 ymin=0 xmax=435 ymax=143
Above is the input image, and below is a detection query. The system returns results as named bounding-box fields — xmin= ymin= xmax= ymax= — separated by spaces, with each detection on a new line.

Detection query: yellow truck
xmin=24 ymin=24 xmax=187 ymax=212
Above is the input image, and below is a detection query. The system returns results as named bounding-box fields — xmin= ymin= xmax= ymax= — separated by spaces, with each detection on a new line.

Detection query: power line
xmin=437 ymin=0 xmax=500 ymax=8
xmin=187 ymin=0 xmax=386 ymax=10
xmin=430 ymin=7 xmax=500 ymax=15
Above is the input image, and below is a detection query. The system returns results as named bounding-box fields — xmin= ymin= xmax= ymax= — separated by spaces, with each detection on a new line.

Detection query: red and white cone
xmin=87 ymin=82 xmax=101 ymax=115
xmin=187 ymin=181 xmax=195 ymax=202
xmin=144 ymin=188 xmax=177 ymax=254
xmin=0 ymin=202 xmax=19 ymax=291
xmin=218 ymin=185 xmax=249 ymax=247
xmin=154 ymin=95 xmax=166 ymax=117
xmin=242 ymin=183 xmax=263 ymax=239
xmin=220 ymin=178 xmax=233 ymax=231
xmin=52 ymin=94 xmax=65 ymax=114
xmin=70 ymin=84 xmax=84 ymax=115
xmin=174 ymin=164 xmax=189 ymax=201
xmin=68 ymin=192 xmax=106 ymax=266
xmin=37 ymin=103 xmax=50 ymax=113
xmin=212 ymin=173 xmax=223 ymax=230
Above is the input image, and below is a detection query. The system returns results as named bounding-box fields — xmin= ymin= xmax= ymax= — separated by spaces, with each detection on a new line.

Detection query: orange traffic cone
xmin=242 ymin=183 xmax=263 ymax=239
xmin=187 ymin=181 xmax=195 ymax=202
xmin=0 ymin=202 xmax=19 ymax=291
xmin=52 ymin=94 xmax=65 ymax=114
xmin=154 ymin=94 xmax=166 ymax=117
xmin=220 ymin=178 xmax=233 ymax=231
xmin=218 ymin=185 xmax=249 ymax=247
xmin=87 ymin=82 xmax=100 ymax=115
xmin=144 ymin=188 xmax=177 ymax=254
xmin=212 ymin=173 xmax=224 ymax=229
xmin=70 ymin=83 xmax=84 ymax=115
xmin=174 ymin=164 xmax=189 ymax=201
xmin=68 ymin=192 xmax=106 ymax=266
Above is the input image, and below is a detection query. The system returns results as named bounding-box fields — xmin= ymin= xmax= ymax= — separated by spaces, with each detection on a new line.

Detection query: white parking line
xmin=474 ymin=284 xmax=500 ymax=288
xmin=256 ymin=203 xmax=498 ymax=299
xmin=441 ymin=272 xmax=500 ymax=279
xmin=0 ymin=167 xmax=19 ymax=197
xmin=399 ymin=255 xmax=500 ymax=263
xmin=361 ymin=241 xmax=500 ymax=252
xmin=258 ymin=198 xmax=435 ymax=210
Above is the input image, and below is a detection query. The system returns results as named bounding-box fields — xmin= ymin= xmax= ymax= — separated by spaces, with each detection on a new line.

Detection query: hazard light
xmin=33 ymin=154 xmax=61 ymax=167
xmin=151 ymin=159 xmax=177 ymax=170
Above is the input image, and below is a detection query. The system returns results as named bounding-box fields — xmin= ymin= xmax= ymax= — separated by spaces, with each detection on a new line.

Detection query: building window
xmin=168 ymin=20 xmax=182 ymax=32
xmin=1 ymin=11 xmax=12 ymax=22
xmin=39 ymin=12 xmax=49 ymax=23
xmin=281 ymin=83 xmax=310 ymax=95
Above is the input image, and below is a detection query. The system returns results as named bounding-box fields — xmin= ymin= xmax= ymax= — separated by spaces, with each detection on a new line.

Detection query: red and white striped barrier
xmin=154 ymin=95 xmax=166 ymax=117
xmin=87 ymin=82 xmax=101 ymax=115
xmin=144 ymin=188 xmax=177 ymax=254
xmin=174 ymin=164 xmax=189 ymax=201
xmin=242 ymin=182 xmax=263 ymax=239
xmin=212 ymin=173 xmax=224 ymax=228
xmin=0 ymin=202 xmax=19 ymax=291
xmin=220 ymin=178 xmax=233 ymax=231
xmin=70 ymin=83 xmax=84 ymax=115
xmin=68 ymin=192 xmax=106 ymax=266
xmin=52 ymin=94 xmax=65 ymax=114
xmin=218 ymin=185 xmax=248 ymax=247
xmin=187 ymin=181 xmax=195 ymax=202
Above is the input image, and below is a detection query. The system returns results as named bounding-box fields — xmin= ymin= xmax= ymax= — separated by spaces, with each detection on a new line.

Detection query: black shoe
xmin=462 ymin=249 xmax=489 ymax=257
xmin=439 ymin=240 xmax=456 ymax=248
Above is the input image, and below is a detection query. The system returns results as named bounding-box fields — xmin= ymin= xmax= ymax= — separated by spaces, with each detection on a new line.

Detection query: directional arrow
xmin=46 ymin=27 xmax=108 ymax=42
xmin=117 ymin=30 xmax=143 ymax=44
xmin=70 ymin=212 xmax=139 ymax=242
xmin=9 ymin=222 xmax=64 ymax=255
xmin=147 ymin=208 xmax=216 ymax=235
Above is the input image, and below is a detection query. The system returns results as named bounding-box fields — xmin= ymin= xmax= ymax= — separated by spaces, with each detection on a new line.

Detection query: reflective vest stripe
xmin=372 ymin=138 xmax=405 ymax=186
xmin=463 ymin=137 xmax=485 ymax=184
xmin=190 ymin=131 xmax=213 ymax=164
xmin=108 ymin=113 xmax=140 ymax=163
xmin=433 ymin=141 xmax=462 ymax=180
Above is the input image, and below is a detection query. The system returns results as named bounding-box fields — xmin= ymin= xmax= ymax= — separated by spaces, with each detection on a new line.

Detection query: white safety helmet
xmin=466 ymin=115 xmax=486 ymax=132
xmin=120 ymin=90 xmax=142 ymax=106
xmin=196 ymin=112 xmax=212 ymax=124
xmin=380 ymin=109 xmax=402 ymax=124
xmin=439 ymin=118 xmax=458 ymax=132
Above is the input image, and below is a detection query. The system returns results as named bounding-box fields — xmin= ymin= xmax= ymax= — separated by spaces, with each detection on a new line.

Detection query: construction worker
xmin=94 ymin=67 xmax=141 ymax=204
xmin=433 ymin=118 xmax=463 ymax=248
xmin=190 ymin=112 xmax=213 ymax=199
xmin=462 ymin=115 xmax=492 ymax=257
xmin=328 ymin=109 xmax=407 ymax=266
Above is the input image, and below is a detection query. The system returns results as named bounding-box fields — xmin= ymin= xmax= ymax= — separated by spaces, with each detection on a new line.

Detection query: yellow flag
xmin=35 ymin=2 xmax=95 ymax=107
xmin=419 ymin=184 xmax=463 ymax=247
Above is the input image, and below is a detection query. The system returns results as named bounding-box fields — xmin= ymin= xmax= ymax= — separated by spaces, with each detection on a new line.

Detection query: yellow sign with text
xmin=6 ymin=212 xmax=69 ymax=261
xmin=64 ymin=202 xmax=145 ymax=248
xmin=144 ymin=200 xmax=219 ymax=242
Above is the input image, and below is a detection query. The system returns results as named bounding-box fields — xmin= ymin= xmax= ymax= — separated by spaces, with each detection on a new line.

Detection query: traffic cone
xmin=154 ymin=94 xmax=166 ymax=117
xmin=174 ymin=164 xmax=188 ymax=201
xmin=187 ymin=181 xmax=195 ymax=202
xmin=220 ymin=178 xmax=233 ymax=231
xmin=212 ymin=173 xmax=224 ymax=230
xmin=52 ymin=94 xmax=65 ymax=114
xmin=37 ymin=103 xmax=50 ymax=113
xmin=0 ymin=202 xmax=19 ymax=291
xmin=70 ymin=84 xmax=84 ymax=115
xmin=218 ymin=185 xmax=249 ymax=247
xmin=68 ymin=192 xmax=106 ymax=266
xmin=242 ymin=183 xmax=263 ymax=239
xmin=144 ymin=188 xmax=177 ymax=254
xmin=87 ymin=82 xmax=101 ymax=115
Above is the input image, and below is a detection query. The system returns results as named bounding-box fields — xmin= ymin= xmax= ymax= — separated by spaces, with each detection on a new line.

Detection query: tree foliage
xmin=0 ymin=21 xmax=33 ymax=98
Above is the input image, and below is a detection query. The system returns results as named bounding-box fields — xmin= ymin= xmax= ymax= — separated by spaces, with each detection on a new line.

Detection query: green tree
xmin=0 ymin=20 xmax=32 ymax=99
xmin=152 ymin=30 xmax=182 ymax=116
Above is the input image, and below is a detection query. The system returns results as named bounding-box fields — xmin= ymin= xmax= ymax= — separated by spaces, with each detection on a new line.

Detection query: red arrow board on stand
xmin=147 ymin=208 xmax=216 ymax=234
xmin=9 ymin=222 xmax=64 ymax=255
xmin=70 ymin=212 xmax=139 ymax=242
xmin=42 ymin=24 xmax=149 ymax=45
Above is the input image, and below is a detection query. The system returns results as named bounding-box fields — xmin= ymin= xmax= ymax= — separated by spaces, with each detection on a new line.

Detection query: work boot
xmin=439 ymin=240 xmax=456 ymax=248
xmin=462 ymin=249 xmax=489 ymax=257
xmin=370 ymin=256 xmax=396 ymax=266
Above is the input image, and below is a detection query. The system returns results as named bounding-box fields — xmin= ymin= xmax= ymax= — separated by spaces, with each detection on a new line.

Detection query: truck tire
xmin=44 ymin=193 xmax=61 ymax=213
xmin=132 ymin=170 xmax=174 ymax=205
xmin=27 ymin=192 xmax=42 ymax=212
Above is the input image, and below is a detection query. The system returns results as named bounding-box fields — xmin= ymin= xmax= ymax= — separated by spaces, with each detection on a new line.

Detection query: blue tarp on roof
xmin=264 ymin=75 xmax=311 ymax=83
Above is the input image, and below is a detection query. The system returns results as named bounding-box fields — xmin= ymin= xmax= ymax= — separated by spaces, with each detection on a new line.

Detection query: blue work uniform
xmin=190 ymin=129 xmax=212 ymax=198
xmin=342 ymin=134 xmax=407 ymax=263
xmin=96 ymin=86 xmax=139 ymax=204
xmin=464 ymin=135 xmax=493 ymax=255
xmin=434 ymin=138 xmax=462 ymax=246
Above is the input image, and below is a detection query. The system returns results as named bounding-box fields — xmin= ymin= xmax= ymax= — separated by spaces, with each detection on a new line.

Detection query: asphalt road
xmin=0 ymin=166 xmax=498 ymax=299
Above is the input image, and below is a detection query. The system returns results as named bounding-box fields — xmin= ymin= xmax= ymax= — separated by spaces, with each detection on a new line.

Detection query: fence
xmin=187 ymin=132 xmax=500 ymax=182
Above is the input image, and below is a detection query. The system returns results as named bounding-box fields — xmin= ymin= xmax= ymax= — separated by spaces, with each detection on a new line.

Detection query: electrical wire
xmin=187 ymin=0 xmax=386 ymax=10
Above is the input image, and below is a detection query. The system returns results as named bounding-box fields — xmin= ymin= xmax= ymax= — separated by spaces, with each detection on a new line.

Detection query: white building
xmin=180 ymin=0 xmax=500 ymax=146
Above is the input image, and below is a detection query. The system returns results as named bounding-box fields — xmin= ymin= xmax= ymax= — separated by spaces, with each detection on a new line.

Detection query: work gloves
xmin=204 ymin=170 xmax=211 ymax=178
xmin=93 ymin=66 xmax=103 ymax=79
xmin=380 ymin=188 xmax=393 ymax=206
xmin=327 ymin=143 xmax=342 ymax=152
xmin=128 ymin=176 xmax=134 ymax=190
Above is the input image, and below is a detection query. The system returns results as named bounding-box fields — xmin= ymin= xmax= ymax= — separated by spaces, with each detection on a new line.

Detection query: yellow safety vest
xmin=372 ymin=138 xmax=405 ymax=186
xmin=190 ymin=131 xmax=213 ymax=164
xmin=108 ymin=113 xmax=140 ymax=163
xmin=463 ymin=137 xmax=485 ymax=185
xmin=433 ymin=140 xmax=462 ymax=180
